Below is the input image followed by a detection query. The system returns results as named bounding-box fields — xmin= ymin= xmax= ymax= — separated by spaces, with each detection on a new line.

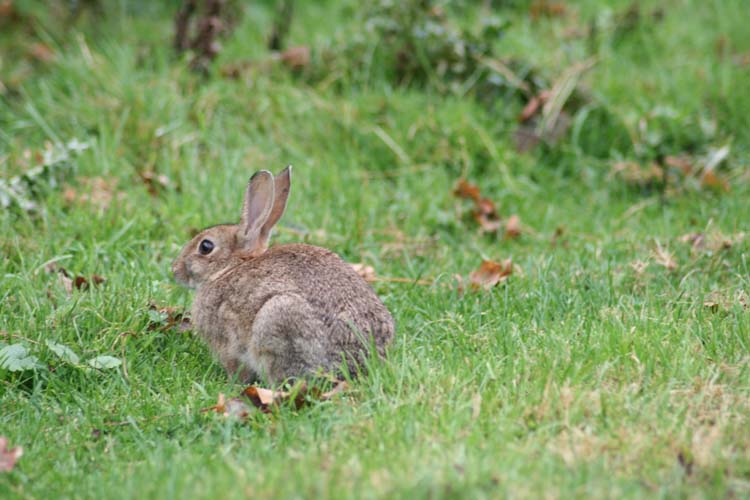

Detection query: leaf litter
xmin=0 ymin=437 xmax=22 ymax=473
xmin=612 ymin=142 xmax=732 ymax=193
xmin=44 ymin=262 xmax=105 ymax=295
xmin=469 ymin=259 xmax=514 ymax=290
xmin=203 ymin=379 xmax=349 ymax=419
xmin=147 ymin=302 xmax=191 ymax=333
xmin=453 ymin=179 xmax=523 ymax=237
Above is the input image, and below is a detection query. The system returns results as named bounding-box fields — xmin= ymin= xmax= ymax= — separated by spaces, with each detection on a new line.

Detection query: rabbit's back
xmin=192 ymin=243 xmax=394 ymax=378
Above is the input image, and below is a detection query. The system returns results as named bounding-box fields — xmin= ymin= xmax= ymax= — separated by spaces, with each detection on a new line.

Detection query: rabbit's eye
xmin=198 ymin=239 xmax=215 ymax=255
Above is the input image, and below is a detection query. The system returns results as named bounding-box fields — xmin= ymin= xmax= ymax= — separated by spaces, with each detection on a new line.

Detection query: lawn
xmin=1 ymin=0 xmax=749 ymax=498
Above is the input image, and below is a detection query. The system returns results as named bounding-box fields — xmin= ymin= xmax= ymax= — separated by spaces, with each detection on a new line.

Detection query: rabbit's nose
xmin=171 ymin=259 xmax=184 ymax=278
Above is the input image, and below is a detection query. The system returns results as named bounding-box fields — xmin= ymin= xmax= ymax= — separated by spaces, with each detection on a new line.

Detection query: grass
xmin=1 ymin=0 xmax=749 ymax=498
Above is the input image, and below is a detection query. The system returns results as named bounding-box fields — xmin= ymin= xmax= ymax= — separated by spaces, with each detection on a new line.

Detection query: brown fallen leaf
xmin=473 ymin=200 xmax=502 ymax=233
xmin=242 ymin=385 xmax=299 ymax=413
xmin=350 ymin=263 xmax=376 ymax=282
xmin=469 ymin=259 xmax=513 ymax=291
xmin=74 ymin=274 xmax=106 ymax=291
xmin=210 ymin=393 xmax=254 ymax=419
xmin=138 ymin=170 xmax=173 ymax=196
xmin=505 ymin=214 xmax=522 ymax=239
xmin=0 ymin=436 xmax=22 ymax=473
xmin=700 ymin=169 xmax=729 ymax=191
xmin=45 ymin=264 xmax=105 ymax=295
xmin=519 ymin=90 xmax=551 ymax=123
xmin=244 ymin=380 xmax=349 ymax=412
xmin=453 ymin=179 xmax=503 ymax=233
xmin=453 ymin=179 xmax=481 ymax=202
xmin=203 ymin=380 xmax=349 ymax=418
xmin=280 ymin=46 xmax=310 ymax=70
xmin=147 ymin=302 xmax=191 ymax=332
xmin=58 ymin=271 xmax=74 ymax=294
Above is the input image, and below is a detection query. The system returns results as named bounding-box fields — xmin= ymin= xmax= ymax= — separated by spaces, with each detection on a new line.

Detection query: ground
xmin=1 ymin=0 xmax=749 ymax=498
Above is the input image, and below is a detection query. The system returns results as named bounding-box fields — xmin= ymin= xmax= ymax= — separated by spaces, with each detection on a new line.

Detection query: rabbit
xmin=172 ymin=166 xmax=395 ymax=384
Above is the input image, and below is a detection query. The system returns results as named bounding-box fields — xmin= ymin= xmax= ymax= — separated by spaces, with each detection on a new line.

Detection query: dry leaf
xmin=504 ymin=214 xmax=522 ymax=239
xmin=138 ymin=171 xmax=173 ymax=196
xmin=147 ymin=302 xmax=191 ymax=332
xmin=58 ymin=272 xmax=73 ymax=294
xmin=280 ymin=46 xmax=310 ymax=70
xmin=453 ymin=179 xmax=481 ymax=202
xmin=473 ymin=204 xmax=502 ymax=233
xmin=242 ymin=385 xmax=294 ymax=413
xmin=453 ymin=179 xmax=503 ymax=233
xmin=350 ymin=263 xmax=376 ymax=282
xmin=519 ymin=90 xmax=551 ymax=123
xmin=243 ymin=381 xmax=349 ymax=412
xmin=209 ymin=393 xmax=253 ymax=419
xmin=700 ymin=169 xmax=729 ymax=191
xmin=73 ymin=274 xmax=106 ymax=291
xmin=469 ymin=259 xmax=513 ymax=290
xmin=0 ymin=436 xmax=22 ymax=473
xmin=45 ymin=264 xmax=104 ymax=295
xmin=203 ymin=380 xmax=349 ymax=419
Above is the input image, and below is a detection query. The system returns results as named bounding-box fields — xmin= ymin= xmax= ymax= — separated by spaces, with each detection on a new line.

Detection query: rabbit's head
xmin=172 ymin=166 xmax=291 ymax=289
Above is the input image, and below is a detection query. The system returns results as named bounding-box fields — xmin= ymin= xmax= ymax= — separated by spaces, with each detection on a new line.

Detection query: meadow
xmin=1 ymin=0 xmax=749 ymax=497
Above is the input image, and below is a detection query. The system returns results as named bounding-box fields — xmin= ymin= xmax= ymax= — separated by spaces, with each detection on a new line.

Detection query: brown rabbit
xmin=172 ymin=166 xmax=395 ymax=384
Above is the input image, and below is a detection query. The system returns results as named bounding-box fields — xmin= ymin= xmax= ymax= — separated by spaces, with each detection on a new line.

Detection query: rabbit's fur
xmin=172 ymin=167 xmax=394 ymax=383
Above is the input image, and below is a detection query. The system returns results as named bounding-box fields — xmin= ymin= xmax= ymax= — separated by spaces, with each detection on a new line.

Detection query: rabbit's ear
xmin=259 ymin=165 xmax=292 ymax=245
xmin=238 ymin=170 xmax=275 ymax=251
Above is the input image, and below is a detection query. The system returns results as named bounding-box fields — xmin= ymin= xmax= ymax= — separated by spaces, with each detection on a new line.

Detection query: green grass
xmin=2 ymin=0 xmax=749 ymax=498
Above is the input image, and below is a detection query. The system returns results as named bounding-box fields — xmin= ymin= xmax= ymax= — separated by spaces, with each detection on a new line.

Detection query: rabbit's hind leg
xmin=248 ymin=294 xmax=328 ymax=384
